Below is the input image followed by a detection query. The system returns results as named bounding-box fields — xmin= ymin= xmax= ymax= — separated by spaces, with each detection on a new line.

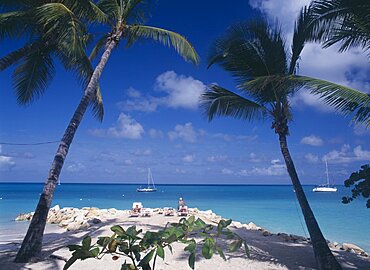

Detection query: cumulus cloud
xmin=90 ymin=113 xmax=144 ymax=139
xmin=118 ymin=72 xmax=206 ymax=113
xmin=300 ymin=135 xmax=324 ymax=146
xmin=0 ymin=145 xmax=15 ymax=171
xmin=305 ymin=153 xmax=319 ymax=164
xmin=182 ymin=154 xmax=195 ymax=163
xmin=249 ymin=159 xmax=287 ymax=176
xmin=155 ymin=71 xmax=206 ymax=109
xmin=249 ymin=0 xmax=370 ymax=113
xmin=168 ymin=122 xmax=201 ymax=143
xmin=323 ymin=144 xmax=370 ymax=164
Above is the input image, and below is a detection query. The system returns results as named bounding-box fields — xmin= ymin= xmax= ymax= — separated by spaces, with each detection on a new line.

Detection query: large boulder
xmin=342 ymin=243 xmax=366 ymax=254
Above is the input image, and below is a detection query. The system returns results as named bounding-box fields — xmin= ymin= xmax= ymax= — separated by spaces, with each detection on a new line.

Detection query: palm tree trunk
xmin=278 ymin=134 xmax=342 ymax=270
xmin=14 ymin=33 xmax=121 ymax=263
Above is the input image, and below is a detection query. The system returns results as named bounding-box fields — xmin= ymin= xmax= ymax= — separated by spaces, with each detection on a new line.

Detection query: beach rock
xmin=15 ymin=213 xmax=32 ymax=221
xmin=262 ymin=230 xmax=272 ymax=236
xmin=278 ymin=233 xmax=291 ymax=242
xmin=51 ymin=205 xmax=60 ymax=212
xmin=90 ymin=218 xmax=102 ymax=224
xmin=66 ymin=222 xmax=83 ymax=231
xmin=232 ymin=221 xmax=243 ymax=229
xmin=245 ymin=222 xmax=260 ymax=230
xmin=342 ymin=243 xmax=366 ymax=254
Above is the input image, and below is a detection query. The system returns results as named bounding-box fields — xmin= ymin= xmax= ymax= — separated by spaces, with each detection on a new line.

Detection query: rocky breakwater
xmin=15 ymin=205 xmax=127 ymax=231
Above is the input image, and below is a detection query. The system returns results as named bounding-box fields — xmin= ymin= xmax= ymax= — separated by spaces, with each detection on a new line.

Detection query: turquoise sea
xmin=0 ymin=183 xmax=369 ymax=252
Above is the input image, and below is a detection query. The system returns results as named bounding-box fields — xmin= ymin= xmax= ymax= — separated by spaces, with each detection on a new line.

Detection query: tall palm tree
xmin=7 ymin=0 xmax=199 ymax=262
xmin=201 ymin=16 xmax=344 ymax=270
xmin=300 ymin=1 xmax=370 ymax=126
xmin=0 ymin=0 xmax=105 ymax=118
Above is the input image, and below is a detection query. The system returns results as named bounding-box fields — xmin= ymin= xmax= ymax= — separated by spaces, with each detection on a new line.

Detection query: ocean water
xmin=0 ymin=183 xmax=369 ymax=252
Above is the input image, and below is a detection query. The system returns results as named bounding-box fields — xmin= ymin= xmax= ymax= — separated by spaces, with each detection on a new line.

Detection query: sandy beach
xmin=0 ymin=207 xmax=369 ymax=270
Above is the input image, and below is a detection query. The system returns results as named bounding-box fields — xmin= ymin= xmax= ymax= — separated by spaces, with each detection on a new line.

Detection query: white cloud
xmin=182 ymin=154 xmax=195 ymax=163
xmin=300 ymin=135 xmax=324 ymax=146
xmin=249 ymin=0 xmax=370 ymax=114
xmin=249 ymin=159 xmax=287 ymax=176
xmin=323 ymin=144 xmax=370 ymax=164
xmin=207 ymin=155 xmax=228 ymax=163
xmin=67 ymin=162 xmax=85 ymax=173
xmin=118 ymin=98 xmax=159 ymax=113
xmin=155 ymin=71 xmax=206 ymax=109
xmin=168 ymin=122 xmax=200 ymax=143
xmin=305 ymin=153 xmax=319 ymax=164
xmin=90 ymin=113 xmax=144 ymax=139
xmin=124 ymin=159 xmax=133 ymax=165
xmin=212 ymin=133 xmax=258 ymax=142
xmin=0 ymin=145 xmax=15 ymax=171
xmin=249 ymin=152 xmax=261 ymax=163
xmin=149 ymin=128 xmax=164 ymax=139
xmin=353 ymin=125 xmax=370 ymax=136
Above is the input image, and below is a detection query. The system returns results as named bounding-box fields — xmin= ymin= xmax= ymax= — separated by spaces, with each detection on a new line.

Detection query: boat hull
xmin=312 ymin=187 xmax=337 ymax=192
xmin=137 ymin=188 xmax=157 ymax=192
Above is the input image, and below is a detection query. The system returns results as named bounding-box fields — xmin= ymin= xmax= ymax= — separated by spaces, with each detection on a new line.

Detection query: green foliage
xmin=342 ymin=164 xmax=370 ymax=208
xmin=64 ymin=216 xmax=248 ymax=270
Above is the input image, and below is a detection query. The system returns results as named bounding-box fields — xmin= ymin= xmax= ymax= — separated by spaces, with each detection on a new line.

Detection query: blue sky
xmin=0 ymin=0 xmax=369 ymax=185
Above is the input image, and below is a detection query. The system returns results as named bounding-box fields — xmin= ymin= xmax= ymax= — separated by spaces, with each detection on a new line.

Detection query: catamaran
xmin=313 ymin=159 xmax=337 ymax=192
xmin=137 ymin=168 xmax=157 ymax=192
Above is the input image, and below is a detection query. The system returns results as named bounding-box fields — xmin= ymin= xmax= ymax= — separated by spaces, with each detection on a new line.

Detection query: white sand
xmin=0 ymin=210 xmax=369 ymax=270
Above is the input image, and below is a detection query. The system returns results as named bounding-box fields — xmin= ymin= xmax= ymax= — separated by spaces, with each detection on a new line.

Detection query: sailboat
xmin=137 ymin=168 xmax=157 ymax=192
xmin=313 ymin=159 xmax=337 ymax=192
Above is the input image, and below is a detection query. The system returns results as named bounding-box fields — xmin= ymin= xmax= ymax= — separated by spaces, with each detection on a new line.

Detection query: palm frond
xmin=12 ymin=48 xmax=55 ymax=105
xmin=122 ymin=0 xmax=150 ymax=24
xmin=89 ymin=34 xmax=109 ymax=61
xmin=0 ymin=41 xmax=42 ymax=71
xmin=127 ymin=24 xmax=199 ymax=64
xmin=292 ymin=75 xmax=370 ymax=126
xmin=90 ymin=85 xmax=104 ymax=121
xmin=207 ymin=20 xmax=287 ymax=83
xmin=201 ymin=84 xmax=267 ymax=122
xmin=0 ymin=11 xmax=28 ymax=40
xmin=97 ymin=0 xmax=120 ymax=23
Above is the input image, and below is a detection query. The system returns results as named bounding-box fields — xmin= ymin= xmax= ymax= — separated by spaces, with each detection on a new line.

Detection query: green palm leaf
xmin=201 ymin=85 xmax=267 ymax=121
xmin=12 ymin=48 xmax=55 ymax=104
xmin=127 ymin=25 xmax=199 ymax=64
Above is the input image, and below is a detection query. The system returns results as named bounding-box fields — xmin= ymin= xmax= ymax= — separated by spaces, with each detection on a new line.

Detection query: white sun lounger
xmin=129 ymin=202 xmax=143 ymax=217
xmin=177 ymin=205 xmax=188 ymax=216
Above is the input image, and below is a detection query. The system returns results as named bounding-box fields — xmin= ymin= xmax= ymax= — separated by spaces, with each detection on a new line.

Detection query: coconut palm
xmin=201 ymin=17 xmax=344 ymax=269
xmin=8 ymin=0 xmax=199 ymax=262
xmin=299 ymin=1 xmax=370 ymax=126
xmin=0 ymin=0 xmax=105 ymax=118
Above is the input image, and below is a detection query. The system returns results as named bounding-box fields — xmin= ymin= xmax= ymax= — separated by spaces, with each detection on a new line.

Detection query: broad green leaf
xmin=111 ymin=225 xmax=125 ymax=236
xmin=67 ymin=244 xmax=81 ymax=251
xmin=108 ymin=239 xmax=118 ymax=252
xmin=82 ymin=236 xmax=91 ymax=250
xmin=188 ymin=252 xmax=196 ymax=269
xmin=243 ymin=240 xmax=250 ymax=257
xmin=89 ymin=247 xmax=100 ymax=257
xmin=156 ymin=246 xmax=165 ymax=260
xmin=63 ymin=254 xmax=79 ymax=270
xmin=138 ymin=249 xmax=155 ymax=266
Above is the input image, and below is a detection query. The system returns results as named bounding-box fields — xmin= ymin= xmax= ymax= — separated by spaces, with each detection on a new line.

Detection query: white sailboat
xmin=313 ymin=159 xmax=337 ymax=192
xmin=137 ymin=168 xmax=157 ymax=192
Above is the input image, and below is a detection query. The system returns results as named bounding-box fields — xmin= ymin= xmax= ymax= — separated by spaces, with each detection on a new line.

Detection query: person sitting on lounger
xmin=133 ymin=204 xmax=141 ymax=213
xmin=178 ymin=197 xmax=186 ymax=210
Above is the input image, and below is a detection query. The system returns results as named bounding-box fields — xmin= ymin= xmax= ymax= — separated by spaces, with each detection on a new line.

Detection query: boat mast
xmin=147 ymin=168 xmax=150 ymax=188
xmin=325 ymin=158 xmax=330 ymax=186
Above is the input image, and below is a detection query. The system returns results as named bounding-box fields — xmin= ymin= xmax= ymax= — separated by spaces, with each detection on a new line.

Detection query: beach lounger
xmin=164 ymin=207 xmax=175 ymax=216
xmin=141 ymin=208 xmax=153 ymax=217
xmin=177 ymin=205 xmax=188 ymax=216
xmin=129 ymin=202 xmax=143 ymax=217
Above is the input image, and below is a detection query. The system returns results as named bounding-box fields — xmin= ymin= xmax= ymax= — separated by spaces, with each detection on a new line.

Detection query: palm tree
xmin=201 ymin=17 xmax=343 ymax=270
xmin=3 ymin=0 xmax=199 ymax=262
xmin=0 ymin=0 xmax=105 ymax=118
xmin=299 ymin=1 xmax=370 ymax=126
